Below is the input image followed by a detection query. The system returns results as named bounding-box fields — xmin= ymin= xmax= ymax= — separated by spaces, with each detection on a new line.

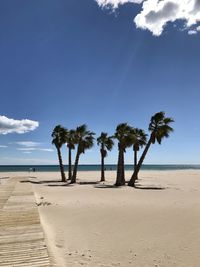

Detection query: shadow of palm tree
xmin=20 ymin=180 xmax=30 ymax=183
xmin=134 ymin=185 xmax=166 ymax=190
xmin=29 ymin=180 xmax=73 ymax=187
xmin=30 ymin=180 xmax=65 ymax=184
xmin=0 ymin=177 xmax=10 ymax=179
xmin=94 ymin=184 xmax=119 ymax=189
xmin=47 ymin=183 xmax=73 ymax=187
xmin=79 ymin=181 xmax=100 ymax=185
xmin=95 ymin=183 xmax=166 ymax=190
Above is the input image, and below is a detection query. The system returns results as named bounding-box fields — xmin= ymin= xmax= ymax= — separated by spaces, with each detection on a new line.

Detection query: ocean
xmin=0 ymin=165 xmax=200 ymax=172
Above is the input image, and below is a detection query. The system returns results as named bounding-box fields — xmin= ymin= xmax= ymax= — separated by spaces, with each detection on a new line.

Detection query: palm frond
xmin=148 ymin=111 xmax=174 ymax=145
xmin=51 ymin=125 xmax=67 ymax=148
xmin=75 ymin=125 xmax=95 ymax=154
xmin=97 ymin=132 xmax=114 ymax=156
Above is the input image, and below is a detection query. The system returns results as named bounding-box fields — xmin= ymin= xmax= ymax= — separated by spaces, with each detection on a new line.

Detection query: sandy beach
xmin=1 ymin=170 xmax=200 ymax=267
xmin=1 ymin=0 xmax=199 ymax=266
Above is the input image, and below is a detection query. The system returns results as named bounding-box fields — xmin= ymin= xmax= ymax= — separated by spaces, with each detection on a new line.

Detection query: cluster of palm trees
xmin=52 ymin=111 xmax=174 ymax=187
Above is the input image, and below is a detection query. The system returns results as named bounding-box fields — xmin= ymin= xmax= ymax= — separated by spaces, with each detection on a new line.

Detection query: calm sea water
xmin=0 ymin=165 xmax=200 ymax=172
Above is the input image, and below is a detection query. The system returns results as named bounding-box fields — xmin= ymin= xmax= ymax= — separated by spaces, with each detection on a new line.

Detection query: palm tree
xmin=52 ymin=125 xmax=67 ymax=182
xmin=128 ymin=112 xmax=174 ymax=187
xmin=114 ymin=123 xmax=133 ymax=186
xmin=97 ymin=132 xmax=114 ymax=182
xmin=65 ymin=129 xmax=76 ymax=180
xmin=71 ymin=125 xmax=95 ymax=184
xmin=131 ymin=128 xmax=147 ymax=175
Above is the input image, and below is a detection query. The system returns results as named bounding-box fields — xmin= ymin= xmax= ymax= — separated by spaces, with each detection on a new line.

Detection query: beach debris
xmin=36 ymin=201 xmax=52 ymax=206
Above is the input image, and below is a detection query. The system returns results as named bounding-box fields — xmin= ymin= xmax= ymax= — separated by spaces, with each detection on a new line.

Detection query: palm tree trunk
xmin=57 ymin=147 xmax=66 ymax=182
xmin=134 ymin=149 xmax=138 ymax=180
xmin=100 ymin=151 xmax=105 ymax=182
xmin=128 ymin=136 xmax=153 ymax=187
xmin=121 ymin=149 xmax=125 ymax=185
xmin=134 ymin=149 xmax=137 ymax=171
xmin=68 ymin=147 xmax=72 ymax=180
xmin=71 ymin=149 xmax=80 ymax=184
xmin=115 ymin=146 xmax=125 ymax=186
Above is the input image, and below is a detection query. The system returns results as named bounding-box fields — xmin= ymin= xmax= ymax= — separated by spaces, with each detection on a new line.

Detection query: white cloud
xmin=134 ymin=0 xmax=200 ymax=36
xmin=17 ymin=148 xmax=36 ymax=151
xmin=188 ymin=29 xmax=197 ymax=34
xmin=187 ymin=18 xmax=200 ymax=34
xmin=17 ymin=147 xmax=54 ymax=152
xmin=96 ymin=0 xmax=200 ymax=36
xmin=0 ymin=145 xmax=7 ymax=148
xmin=96 ymin=0 xmax=143 ymax=8
xmin=39 ymin=148 xmax=54 ymax=152
xmin=0 ymin=115 xmax=39 ymax=135
xmin=15 ymin=141 xmax=41 ymax=147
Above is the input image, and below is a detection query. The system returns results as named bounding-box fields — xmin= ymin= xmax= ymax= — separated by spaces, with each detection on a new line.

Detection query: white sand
xmin=1 ymin=170 xmax=200 ymax=267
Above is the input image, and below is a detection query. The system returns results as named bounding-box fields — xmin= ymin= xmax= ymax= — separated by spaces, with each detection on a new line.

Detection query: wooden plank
xmin=0 ymin=177 xmax=51 ymax=266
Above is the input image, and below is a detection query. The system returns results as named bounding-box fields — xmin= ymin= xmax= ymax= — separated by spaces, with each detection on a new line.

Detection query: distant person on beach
xmin=29 ymin=167 xmax=36 ymax=172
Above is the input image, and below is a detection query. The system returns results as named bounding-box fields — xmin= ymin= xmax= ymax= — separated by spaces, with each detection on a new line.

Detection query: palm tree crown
xmin=65 ymin=129 xmax=76 ymax=149
xmin=149 ymin=111 xmax=174 ymax=144
xmin=97 ymin=132 xmax=114 ymax=157
xmin=114 ymin=123 xmax=133 ymax=151
xmin=132 ymin=128 xmax=147 ymax=151
xmin=52 ymin=125 xmax=67 ymax=149
xmin=75 ymin=124 xmax=95 ymax=153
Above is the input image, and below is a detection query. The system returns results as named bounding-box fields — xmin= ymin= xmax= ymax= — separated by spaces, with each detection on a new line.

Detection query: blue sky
xmin=0 ymin=0 xmax=200 ymax=165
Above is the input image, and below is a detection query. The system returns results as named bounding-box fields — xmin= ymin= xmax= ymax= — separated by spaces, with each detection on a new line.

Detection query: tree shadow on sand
xmin=134 ymin=184 xmax=166 ymax=190
xmin=29 ymin=180 xmax=73 ymax=187
xmin=79 ymin=181 xmax=100 ymax=185
xmin=94 ymin=184 xmax=120 ymax=189
xmin=30 ymin=180 xmax=65 ymax=184
xmin=27 ymin=179 xmax=166 ymax=190
xmin=47 ymin=183 xmax=73 ymax=187
xmin=94 ymin=181 xmax=166 ymax=190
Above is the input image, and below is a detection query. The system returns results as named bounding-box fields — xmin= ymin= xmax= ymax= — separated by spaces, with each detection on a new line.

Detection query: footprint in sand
xmin=55 ymin=237 xmax=64 ymax=249
xmin=56 ymin=244 xmax=63 ymax=248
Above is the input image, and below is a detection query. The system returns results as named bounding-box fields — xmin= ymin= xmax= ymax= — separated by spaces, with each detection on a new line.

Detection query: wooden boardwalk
xmin=0 ymin=177 xmax=51 ymax=267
